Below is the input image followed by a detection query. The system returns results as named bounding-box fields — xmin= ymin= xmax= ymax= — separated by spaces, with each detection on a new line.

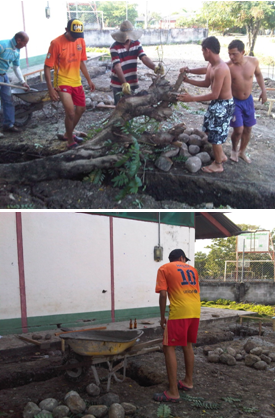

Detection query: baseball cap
xmin=169 ymin=249 xmax=190 ymax=262
xmin=67 ymin=19 xmax=84 ymax=39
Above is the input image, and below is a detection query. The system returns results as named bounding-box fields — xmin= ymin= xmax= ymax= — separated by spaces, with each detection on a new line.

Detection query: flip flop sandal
xmin=178 ymin=380 xmax=192 ymax=391
xmin=153 ymin=391 xmax=180 ymax=403
xmin=58 ymin=134 xmax=84 ymax=143
xmin=67 ymin=142 xmax=79 ymax=150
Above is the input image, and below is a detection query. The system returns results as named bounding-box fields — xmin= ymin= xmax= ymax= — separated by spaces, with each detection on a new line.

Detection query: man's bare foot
xmin=201 ymin=161 xmax=224 ymax=173
xmin=73 ymin=130 xmax=87 ymax=138
xmin=222 ymin=155 xmax=228 ymax=163
xmin=239 ymin=151 xmax=251 ymax=163
xmin=230 ymin=150 xmax=238 ymax=162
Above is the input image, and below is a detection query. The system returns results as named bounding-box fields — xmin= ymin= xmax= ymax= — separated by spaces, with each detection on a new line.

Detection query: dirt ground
xmin=1 ymin=321 xmax=275 ymax=418
xmin=1 ymin=41 xmax=275 ymax=209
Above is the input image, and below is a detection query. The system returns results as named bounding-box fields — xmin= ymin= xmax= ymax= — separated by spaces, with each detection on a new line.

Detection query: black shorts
xmin=203 ymin=98 xmax=235 ymax=145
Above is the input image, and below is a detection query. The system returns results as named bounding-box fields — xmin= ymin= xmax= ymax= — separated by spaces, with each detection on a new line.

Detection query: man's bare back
xmin=208 ymin=60 xmax=232 ymax=100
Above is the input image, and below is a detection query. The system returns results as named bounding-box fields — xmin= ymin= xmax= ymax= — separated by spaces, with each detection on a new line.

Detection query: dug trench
xmin=1 ymin=321 xmax=275 ymax=418
xmin=1 ymin=51 xmax=275 ymax=209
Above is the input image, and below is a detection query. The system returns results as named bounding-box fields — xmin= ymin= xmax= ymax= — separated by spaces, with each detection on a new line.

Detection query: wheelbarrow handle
xmin=0 ymin=81 xmax=37 ymax=91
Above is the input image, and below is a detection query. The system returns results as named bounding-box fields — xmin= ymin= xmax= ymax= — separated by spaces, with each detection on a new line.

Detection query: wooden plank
xmin=18 ymin=335 xmax=41 ymax=345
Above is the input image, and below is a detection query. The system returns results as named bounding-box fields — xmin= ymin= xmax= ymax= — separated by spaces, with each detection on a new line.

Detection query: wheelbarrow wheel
xmin=62 ymin=352 xmax=88 ymax=382
xmin=14 ymin=104 xmax=32 ymax=127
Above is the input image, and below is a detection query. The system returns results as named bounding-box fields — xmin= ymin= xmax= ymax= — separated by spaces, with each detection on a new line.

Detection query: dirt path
xmin=1 ymin=322 xmax=275 ymax=418
xmin=1 ymin=41 xmax=275 ymax=209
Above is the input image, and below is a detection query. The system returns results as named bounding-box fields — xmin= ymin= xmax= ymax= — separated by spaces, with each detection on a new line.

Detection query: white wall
xmin=1 ymin=0 xmax=67 ymax=60
xmin=0 ymin=213 xmax=195 ymax=321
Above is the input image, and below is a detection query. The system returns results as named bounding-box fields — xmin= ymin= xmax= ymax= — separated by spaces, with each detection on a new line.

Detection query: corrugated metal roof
xmin=195 ymin=212 xmax=242 ymax=239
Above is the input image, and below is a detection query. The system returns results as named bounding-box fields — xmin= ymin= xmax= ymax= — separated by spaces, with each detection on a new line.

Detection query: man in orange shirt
xmin=153 ymin=249 xmax=201 ymax=403
xmin=44 ymin=19 xmax=95 ymax=149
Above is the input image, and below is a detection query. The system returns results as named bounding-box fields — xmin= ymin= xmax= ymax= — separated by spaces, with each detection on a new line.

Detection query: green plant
xmin=157 ymin=404 xmax=171 ymax=418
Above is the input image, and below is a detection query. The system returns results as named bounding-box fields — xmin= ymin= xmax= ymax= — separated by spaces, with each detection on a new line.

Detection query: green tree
xmin=97 ymin=2 xmax=138 ymax=27
xmin=194 ymin=251 xmax=208 ymax=277
xmin=198 ymin=1 xmax=275 ymax=55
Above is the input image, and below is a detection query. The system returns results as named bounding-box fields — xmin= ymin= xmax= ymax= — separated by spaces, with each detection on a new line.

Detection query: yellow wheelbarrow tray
xmin=60 ymin=329 xmax=144 ymax=356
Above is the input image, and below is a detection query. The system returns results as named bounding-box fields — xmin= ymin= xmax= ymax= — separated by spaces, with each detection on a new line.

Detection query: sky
xmin=136 ymin=0 xmax=204 ymax=15
xmin=195 ymin=210 xmax=275 ymax=254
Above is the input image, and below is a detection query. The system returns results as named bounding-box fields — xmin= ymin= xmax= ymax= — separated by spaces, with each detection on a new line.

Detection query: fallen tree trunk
xmin=0 ymin=74 xmax=183 ymax=185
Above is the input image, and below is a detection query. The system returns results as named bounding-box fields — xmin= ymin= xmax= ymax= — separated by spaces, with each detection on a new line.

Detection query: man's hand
xmin=259 ymin=91 xmax=267 ymax=104
xmin=49 ymin=87 xmax=60 ymax=102
xmin=22 ymin=82 xmax=30 ymax=91
xmin=122 ymin=82 xmax=131 ymax=95
xmin=177 ymin=92 xmax=194 ymax=102
xmin=160 ymin=317 xmax=167 ymax=330
xmin=88 ymin=80 xmax=95 ymax=92
xmin=154 ymin=63 xmax=164 ymax=75
xmin=180 ymin=66 xmax=190 ymax=74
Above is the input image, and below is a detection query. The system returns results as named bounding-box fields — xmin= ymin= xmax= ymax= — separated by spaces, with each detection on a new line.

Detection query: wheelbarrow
xmin=0 ymin=81 xmax=51 ymax=127
xmin=59 ymin=329 xmax=163 ymax=391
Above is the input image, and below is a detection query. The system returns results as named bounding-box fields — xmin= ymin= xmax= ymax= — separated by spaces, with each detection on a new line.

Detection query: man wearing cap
xmin=110 ymin=20 xmax=164 ymax=104
xmin=0 ymin=31 xmax=30 ymax=133
xmin=153 ymin=249 xmax=200 ymax=403
xmin=44 ymin=19 xmax=95 ymax=149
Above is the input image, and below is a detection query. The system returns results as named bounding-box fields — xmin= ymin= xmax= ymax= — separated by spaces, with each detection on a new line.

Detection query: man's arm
xmin=44 ymin=65 xmax=59 ymax=102
xmin=113 ymin=62 xmax=127 ymax=84
xmin=13 ymin=66 xmax=30 ymax=90
xmin=140 ymin=55 xmax=156 ymax=71
xmin=254 ymin=59 xmax=267 ymax=104
xmin=180 ymin=66 xmax=207 ymax=75
xmin=80 ymin=61 xmax=95 ymax=92
xmin=159 ymin=290 xmax=167 ymax=330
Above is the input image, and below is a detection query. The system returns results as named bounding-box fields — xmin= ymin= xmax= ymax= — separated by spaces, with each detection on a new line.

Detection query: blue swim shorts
xmin=203 ymin=98 xmax=235 ymax=145
xmin=230 ymin=95 xmax=256 ymax=128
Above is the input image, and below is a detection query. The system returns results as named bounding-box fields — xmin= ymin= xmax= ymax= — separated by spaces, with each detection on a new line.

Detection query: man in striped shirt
xmin=0 ymin=32 xmax=29 ymax=133
xmin=110 ymin=20 xmax=164 ymax=104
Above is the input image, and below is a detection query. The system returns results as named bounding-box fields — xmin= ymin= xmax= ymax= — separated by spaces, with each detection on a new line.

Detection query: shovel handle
xmin=55 ymin=326 xmax=107 ymax=336
xmin=0 ymin=81 xmax=29 ymax=90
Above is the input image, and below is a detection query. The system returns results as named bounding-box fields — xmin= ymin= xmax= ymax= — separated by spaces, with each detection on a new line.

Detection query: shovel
xmin=0 ymin=81 xmax=38 ymax=92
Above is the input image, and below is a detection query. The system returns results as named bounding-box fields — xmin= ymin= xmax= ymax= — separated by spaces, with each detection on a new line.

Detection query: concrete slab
xmin=0 ymin=307 xmax=255 ymax=354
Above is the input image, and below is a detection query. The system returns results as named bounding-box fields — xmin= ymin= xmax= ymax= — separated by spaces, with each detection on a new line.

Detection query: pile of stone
xmin=204 ymin=339 xmax=275 ymax=370
xmin=23 ymin=389 xmax=136 ymax=418
xmin=85 ymin=92 xmax=114 ymax=109
xmin=155 ymin=127 xmax=212 ymax=173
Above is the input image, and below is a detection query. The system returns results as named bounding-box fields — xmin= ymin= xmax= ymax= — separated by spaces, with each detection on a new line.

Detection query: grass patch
xmin=201 ymin=299 xmax=275 ymax=317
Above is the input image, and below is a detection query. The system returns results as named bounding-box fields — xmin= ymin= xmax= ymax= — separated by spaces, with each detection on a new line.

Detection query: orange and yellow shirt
xmin=156 ymin=261 xmax=201 ymax=319
xmin=44 ymin=34 xmax=87 ymax=88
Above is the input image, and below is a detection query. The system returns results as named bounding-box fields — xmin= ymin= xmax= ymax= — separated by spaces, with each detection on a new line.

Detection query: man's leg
xmin=230 ymin=126 xmax=243 ymax=162
xmin=58 ymin=92 xmax=85 ymax=146
xmin=0 ymin=76 xmax=15 ymax=129
xmin=239 ymin=126 xmax=252 ymax=163
xmin=202 ymin=144 xmax=226 ymax=173
xmin=180 ymin=342 xmax=194 ymax=389
xmin=163 ymin=345 xmax=180 ymax=398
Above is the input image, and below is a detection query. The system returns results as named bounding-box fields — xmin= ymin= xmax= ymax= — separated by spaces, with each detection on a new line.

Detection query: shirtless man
xmin=183 ymin=39 xmax=267 ymax=164
xmin=227 ymin=39 xmax=267 ymax=163
xmin=177 ymin=36 xmax=234 ymax=173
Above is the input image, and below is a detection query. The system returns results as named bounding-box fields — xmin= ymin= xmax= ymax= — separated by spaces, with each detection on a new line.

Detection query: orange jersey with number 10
xmin=44 ymin=34 xmax=87 ymax=88
xmin=155 ymin=261 xmax=201 ymax=319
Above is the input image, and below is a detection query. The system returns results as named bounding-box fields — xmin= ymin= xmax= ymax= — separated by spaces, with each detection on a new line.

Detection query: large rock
xmin=185 ymin=156 xmax=202 ymax=173
xmin=99 ymin=393 xmax=120 ymax=407
xmin=188 ymin=145 xmax=200 ymax=155
xmin=52 ymin=405 xmax=70 ymax=418
xmin=121 ymin=403 xmax=136 ymax=415
xmin=108 ymin=403 xmax=125 ymax=418
xmin=244 ymin=340 xmax=257 ymax=353
xmin=196 ymin=152 xmax=211 ymax=164
xmin=23 ymin=402 xmax=41 ymax=418
xmin=260 ymin=354 xmax=271 ymax=364
xmin=253 ymin=360 xmax=267 ymax=370
xmin=250 ymin=347 xmax=262 ymax=356
xmin=189 ymin=134 xmax=203 ymax=146
xmin=155 ymin=156 xmax=173 ymax=172
xmin=269 ymin=352 xmax=275 ymax=361
xmin=178 ymin=133 xmax=190 ymax=143
xmin=227 ymin=347 xmax=237 ymax=357
xmin=87 ymin=405 xmax=108 ymax=418
xmin=162 ymin=148 xmax=180 ymax=158
xmin=39 ymin=398 xmax=59 ymax=411
xmin=207 ymin=352 xmax=220 ymax=363
xmin=86 ymin=383 xmax=101 ymax=396
xmin=219 ymin=353 xmax=236 ymax=366
xmin=244 ymin=354 xmax=261 ymax=367
xmin=64 ymin=391 xmax=86 ymax=413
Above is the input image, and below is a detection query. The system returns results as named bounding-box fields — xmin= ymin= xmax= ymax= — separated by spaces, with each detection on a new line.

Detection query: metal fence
xmin=196 ymin=260 xmax=275 ymax=282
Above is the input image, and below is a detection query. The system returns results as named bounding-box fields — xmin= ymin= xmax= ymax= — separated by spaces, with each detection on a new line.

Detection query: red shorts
xmin=163 ymin=318 xmax=199 ymax=346
xmin=59 ymin=85 xmax=86 ymax=107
